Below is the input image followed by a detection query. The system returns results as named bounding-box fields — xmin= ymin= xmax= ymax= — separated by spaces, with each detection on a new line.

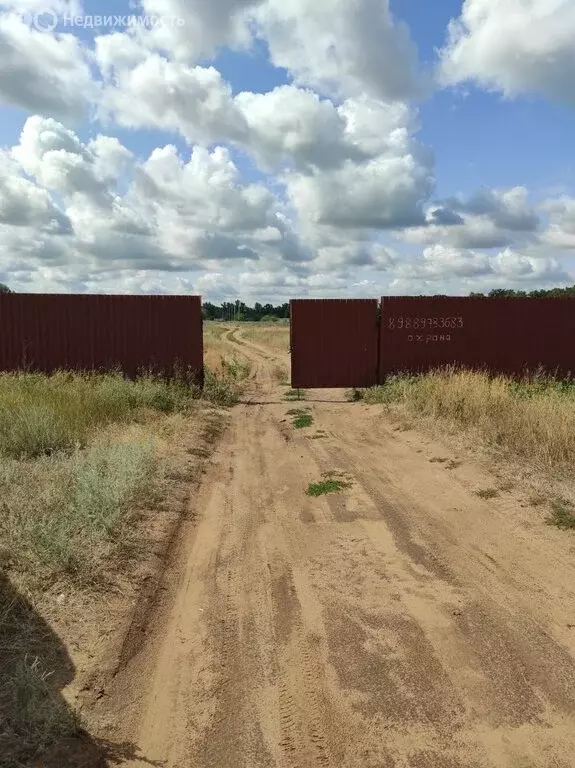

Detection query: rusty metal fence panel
xmin=0 ymin=294 xmax=203 ymax=380
xmin=380 ymin=296 xmax=575 ymax=379
xmin=290 ymin=299 xmax=379 ymax=388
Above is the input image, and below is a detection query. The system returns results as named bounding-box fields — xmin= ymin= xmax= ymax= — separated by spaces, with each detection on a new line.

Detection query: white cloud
xmin=540 ymin=196 xmax=575 ymax=249
xmin=0 ymin=151 xmax=69 ymax=232
xmin=439 ymin=0 xmax=575 ymax=106
xmin=97 ymin=53 xmax=248 ymax=145
xmin=0 ymin=11 xmax=95 ymax=120
xmin=281 ymin=98 xmax=433 ymax=234
xmin=394 ymin=244 xmax=570 ymax=290
xmin=235 ymin=86 xmax=365 ymax=171
xmin=287 ymin=152 xmax=432 ymax=231
xmin=134 ymin=0 xmax=263 ymax=61
xmin=256 ymin=0 xmax=421 ymax=101
xmin=401 ymin=187 xmax=540 ymax=250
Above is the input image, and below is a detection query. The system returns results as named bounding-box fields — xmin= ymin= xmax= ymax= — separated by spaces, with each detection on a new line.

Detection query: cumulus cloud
xmin=0 ymin=151 xmax=70 ymax=232
xmin=401 ymin=187 xmax=539 ymax=250
xmin=540 ymin=196 xmax=575 ymax=249
xmin=256 ymin=0 xmax=421 ymax=101
xmin=439 ymin=0 xmax=575 ymax=106
xmin=97 ymin=51 xmax=248 ymax=145
xmin=133 ymin=0 xmax=264 ymax=61
xmin=282 ymin=98 xmax=434 ymax=233
xmin=0 ymin=117 xmax=315 ymax=293
xmin=0 ymin=10 xmax=95 ymax=120
xmin=394 ymin=245 xmax=570 ymax=290
xmin=235 ymin=86 xmax=366 ymax=171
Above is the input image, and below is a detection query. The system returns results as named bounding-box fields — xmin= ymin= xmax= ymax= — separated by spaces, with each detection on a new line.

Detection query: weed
xmin=546 ymin=499 xmax=575 ymax=530
xmin=0 ymin=372 xmax=193 ymax=459
xmin=286 ymin=408 xmax=313 ymax=429
xmin=285 ymin=389 xmax=305 ymax=401
xmin=475 ymin=488 xmax=499 ymax=500
xmin=307 ymin=478 xmax=350 ymax=496
xmin=346 ymin=388 xmax=364 ymax=402
xmin=202 ymin=357 xmax=250 ymax=406
xmin=528 ymin=493 xmax=546 ymax=507
xmin=1 ymin=439 xmax=156 ymax=575
xmin=1 ymin=655 xmax=80 ymax=755
xmin=364 ymin=369 xmax=575 ymax=473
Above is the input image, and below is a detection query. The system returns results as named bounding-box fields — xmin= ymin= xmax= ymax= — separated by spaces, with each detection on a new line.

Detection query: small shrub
xmin=475 ymin=488 xmax=499 ymax=500
xmin=546 ymin=499 xmax=575 ymax=530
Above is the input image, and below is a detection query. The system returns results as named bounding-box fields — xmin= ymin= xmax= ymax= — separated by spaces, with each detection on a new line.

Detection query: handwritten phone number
xmin=388 ymin=317 xmax=464 ymax=330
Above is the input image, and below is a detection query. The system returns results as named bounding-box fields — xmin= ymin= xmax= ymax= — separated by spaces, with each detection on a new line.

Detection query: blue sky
xmin=0 ymin=0 xmax=574 ymax=300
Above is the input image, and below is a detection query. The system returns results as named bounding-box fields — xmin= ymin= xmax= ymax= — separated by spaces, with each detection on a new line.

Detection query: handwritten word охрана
xmin=407 ymin=334 xmax=452 ymax=343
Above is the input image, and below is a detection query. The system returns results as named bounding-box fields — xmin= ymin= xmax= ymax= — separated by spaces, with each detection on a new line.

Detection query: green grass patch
xmin=307 ymin=479 xmax=349 ymax=496
xmin=286 ymin=408 xmax=313 ymax=429
xmin=307 ymin=471 xmax=351 ymax=496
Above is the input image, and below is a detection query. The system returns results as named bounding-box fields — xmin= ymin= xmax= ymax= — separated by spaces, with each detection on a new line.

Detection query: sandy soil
xmin=98 ymin=326 xmax=575 ymax=768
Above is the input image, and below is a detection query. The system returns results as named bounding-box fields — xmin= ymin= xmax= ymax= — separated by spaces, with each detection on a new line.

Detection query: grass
xmin=285 ymin=389 xmax=305 ymax=401
xmin=546 ymin=499 xmax=575 ymax=530
xmin=307 ymin=471 xmax=352 ymax=496
xmin=0 ymin=654 xmax=81 ymax=764
xmin=475 ymin=488 xmax=499 ymax=500
xmin=286 ymin=408 xmax=313 ymax=429
xmin=240 ymin=323 xmax=290 ymax=354
xmin=0 ymin=371 xmax=194 ymax=460
xmin=364 ymin=369 xmax=575 ymax=473
xmin=307 ymin=478 xmax=349 ymax=496
xmin=202 ymin=357 xmax=251 ymax=406
xmin=0 ymin=366 xmax=239 ymax=765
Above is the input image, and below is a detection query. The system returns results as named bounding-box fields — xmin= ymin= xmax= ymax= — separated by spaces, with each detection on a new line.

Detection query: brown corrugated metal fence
xmin=0 ymin=294 xmax=203 ymax=380
xmin=380 ymin=296 xmax=575 ymax=380
xmin=290 ymin=299 xmax=379 ymax=388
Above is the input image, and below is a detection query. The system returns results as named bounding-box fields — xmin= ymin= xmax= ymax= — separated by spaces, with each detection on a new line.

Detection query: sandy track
xmin=107 ymin=327 xmax=575 ymax=768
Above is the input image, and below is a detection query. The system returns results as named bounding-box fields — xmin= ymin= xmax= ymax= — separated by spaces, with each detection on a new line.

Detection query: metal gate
xmin=290 ymin=299 xmax=379 ymax=388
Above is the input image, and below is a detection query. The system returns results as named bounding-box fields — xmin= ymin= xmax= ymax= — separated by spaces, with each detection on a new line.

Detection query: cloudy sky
xmin=0 ymin=0 xmax=574 ymax=301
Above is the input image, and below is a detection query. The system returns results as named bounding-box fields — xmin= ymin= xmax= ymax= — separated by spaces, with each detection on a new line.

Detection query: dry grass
xmin=240 ymin=323 xmax=290 ymax=355
xmin=0 ymin=368 xmax=236 ymax=765
xmin=364 ymin=369 xmax=575 ymax=473
xmin=0 ymin=371 xmax=194 ymax=459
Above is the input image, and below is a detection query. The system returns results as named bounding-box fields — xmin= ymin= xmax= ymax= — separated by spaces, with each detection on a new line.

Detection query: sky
xmin=0 ymin=0 xmax=575 ymax=302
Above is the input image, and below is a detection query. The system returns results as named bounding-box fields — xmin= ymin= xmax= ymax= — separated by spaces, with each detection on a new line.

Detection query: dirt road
xmin=107 ymin=327 xmax=575 ymax=768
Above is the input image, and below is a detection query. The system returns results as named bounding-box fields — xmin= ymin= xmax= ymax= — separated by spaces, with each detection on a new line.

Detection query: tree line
xmin=469 ymin=287 xmax=575 ymax=298
xmin=202 ymin=301 xmax=289 ymax=321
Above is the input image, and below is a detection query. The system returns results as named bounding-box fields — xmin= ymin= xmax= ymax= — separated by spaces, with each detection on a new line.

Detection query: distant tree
xmin=202 ymin=300 xmax=291 ymax=321
xmin=0 ymin=283 xmax=11 ymax=294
